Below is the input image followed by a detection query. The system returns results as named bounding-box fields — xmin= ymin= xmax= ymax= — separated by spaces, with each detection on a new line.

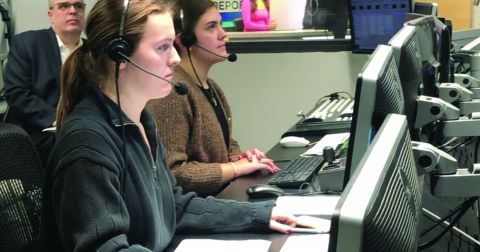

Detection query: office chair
xmin=0 ymin=123 xmax=43 ymax=252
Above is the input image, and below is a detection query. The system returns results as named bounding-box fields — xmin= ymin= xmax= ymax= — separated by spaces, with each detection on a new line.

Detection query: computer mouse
xmin=279 ymin=136 xmax=310 ymax=148
xmin=246 ymin=184 xmax=284 ymax=199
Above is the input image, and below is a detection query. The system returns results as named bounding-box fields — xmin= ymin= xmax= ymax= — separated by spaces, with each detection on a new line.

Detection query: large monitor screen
xmin=216 ymin=0 xmax=351 ymax=53
xmin=344 ymin=44 xmax=405 ymax=185
xmin=405 ymin=15 xmax=438 ymax=96
xmin=350 ymin=0 xmax=412 ymax=53
xmin=329 ymin=114 xmax=422 ymax=252
xmin=388 ymin=25 xmax=423 ymax=140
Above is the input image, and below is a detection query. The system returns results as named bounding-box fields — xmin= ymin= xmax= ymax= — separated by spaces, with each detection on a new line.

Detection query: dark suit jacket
xmin=4 ymin=28 xmax=61 ymax=134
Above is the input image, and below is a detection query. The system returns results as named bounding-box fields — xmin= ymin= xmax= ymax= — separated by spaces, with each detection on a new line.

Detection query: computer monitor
xmin=329 ymin=114 xmax=423 ymax=252
xmin=434 ymin=17 xmax=452 ymax=83
xmin=350 ymin=0 xmax=412 ymax=53
xmin=388 ymin=25 xmax=423 ymax=140
xmin=405 ymin=15 xmax=438 ymax=97
xmin=344 ymin=44 xmax=405 ymax=185
xmin=414 ymin=2 xmax=438 ymax=16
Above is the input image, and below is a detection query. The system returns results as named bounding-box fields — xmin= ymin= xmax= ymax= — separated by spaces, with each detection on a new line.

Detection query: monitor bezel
xmin=329 ymin=114 xmax=422 ymax=252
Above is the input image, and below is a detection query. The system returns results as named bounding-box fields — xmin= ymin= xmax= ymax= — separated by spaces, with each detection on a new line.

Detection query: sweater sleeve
xmin=241 ymin=0 xmax=270 ymax=31
xmin=177 ymin=196 xmax=275 ymax=234
xmin=147 ymin=91 xmax=224 ymax=196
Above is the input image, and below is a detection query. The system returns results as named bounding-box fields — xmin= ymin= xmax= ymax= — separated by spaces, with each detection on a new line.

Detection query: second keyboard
xmin=268 ymin=155 xmax=325 ymax=188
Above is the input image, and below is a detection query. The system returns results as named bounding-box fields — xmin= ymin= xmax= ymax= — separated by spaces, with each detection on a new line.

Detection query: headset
xmin=107 ymin=0 xmax=132 ymax=63
xmin=178 ymin=5 xmax=237 ymax=62
xmin=179 ymin=9 xmax=197 ymax=48
xmin=105 ymin=0 xmax=188 ymax=94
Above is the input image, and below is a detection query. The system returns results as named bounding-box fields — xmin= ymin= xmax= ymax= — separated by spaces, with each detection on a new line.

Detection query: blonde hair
xmin=56 ymin=0 xmax=170 ymax=130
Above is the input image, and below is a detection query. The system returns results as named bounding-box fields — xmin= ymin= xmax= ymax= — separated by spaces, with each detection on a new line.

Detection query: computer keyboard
xmin=268 ymin=155 xmax=324 ymax=188
xmin=283 ymin=98 xmax=354 ymax=137
xmin=307 ymin=98 xmax=354 ymax=122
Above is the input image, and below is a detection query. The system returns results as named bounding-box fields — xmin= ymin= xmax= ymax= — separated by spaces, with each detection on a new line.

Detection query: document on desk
xmin=280 ymin=234 xmax=329 ymax=252
xmin=275 ymin=195 xmax=340 ymax=217
xmin=174 ymin=239 xmax=271 ymax=252
xmin=302 ymin=133 xmax=349 ymax=157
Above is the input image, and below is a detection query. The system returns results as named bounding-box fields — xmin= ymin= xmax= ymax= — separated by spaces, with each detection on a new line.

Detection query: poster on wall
xmin=213 ymin=0 xmax=241 ymax=30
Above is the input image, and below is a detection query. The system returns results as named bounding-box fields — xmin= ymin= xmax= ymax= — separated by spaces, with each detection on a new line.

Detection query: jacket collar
xmin=78 ymin=87 xmax=156 ymax=134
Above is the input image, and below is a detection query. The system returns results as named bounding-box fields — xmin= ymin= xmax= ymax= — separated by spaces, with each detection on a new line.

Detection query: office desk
xmin=166 ymin=140 xmax=327 ymax=252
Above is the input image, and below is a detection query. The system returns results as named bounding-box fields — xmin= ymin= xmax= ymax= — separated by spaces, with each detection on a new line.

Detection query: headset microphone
xmin=193 ymin=44 xmax=237 ymax=62
xmin=116 ymin=51 xmax=188 ymax=95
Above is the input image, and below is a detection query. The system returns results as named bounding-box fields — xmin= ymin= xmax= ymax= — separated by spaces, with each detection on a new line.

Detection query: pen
xmin=289 ymin=228 xmax=329 ymax=234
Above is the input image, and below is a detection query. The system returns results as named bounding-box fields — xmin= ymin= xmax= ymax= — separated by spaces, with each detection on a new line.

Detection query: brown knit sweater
xmin=146 ymin=66 xmax=241 ymax=196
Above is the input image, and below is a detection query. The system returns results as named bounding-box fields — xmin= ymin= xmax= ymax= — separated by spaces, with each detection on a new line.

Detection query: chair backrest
xmin=0 ymin=123 xmax=43 ymax=252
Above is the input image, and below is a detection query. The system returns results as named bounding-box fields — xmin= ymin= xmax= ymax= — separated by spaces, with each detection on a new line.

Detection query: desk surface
xmin=167 ymin=140 xmax=328 ymax=252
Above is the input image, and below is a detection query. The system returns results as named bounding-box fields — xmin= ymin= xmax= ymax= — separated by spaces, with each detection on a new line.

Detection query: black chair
xmin=0 ymin=123 xmax=43 ymax=252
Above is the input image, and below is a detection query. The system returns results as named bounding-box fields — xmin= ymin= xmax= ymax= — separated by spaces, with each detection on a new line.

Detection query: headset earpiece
xmin=107 ymin=0 xmax=131 ymax=63
xmin=178 ymin=8 xmax=196 ymax=48
xmin=107 ymin=36 xmax=132 ymax=63
xmin=180 ymin=30 xmax=196 ymax=48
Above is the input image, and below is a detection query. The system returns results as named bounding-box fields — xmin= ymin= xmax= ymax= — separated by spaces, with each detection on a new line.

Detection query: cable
xmin=442 ymin=137 xmax=478 ymax=154
xmin=420 ymin=197 xmax=476 ymax=237
xmin=314 ymin=91 xmax=353 ymax=107
xmin=114 ymin=61 xmax=128 ymax=199
xmin=418 ymin=197 xmax=478 ymax=250
xmin=187 ymin=49 xmax=203 ymax=86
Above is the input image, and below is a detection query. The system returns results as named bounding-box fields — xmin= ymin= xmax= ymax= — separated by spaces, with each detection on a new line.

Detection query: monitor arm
xmin=412 ymin=141 xmax=457 ymax=175
xmin=415 ymin=95 xmax=460 ymax=127
xmin=412 ymin=140 xmax=480 ymax=197
xmin=438 ymin=83 xmax=473 ymax=103
xmin=437 ymin=83 xmax=480 ymax=116
xmin=452 ymin=52 xmax=480 ymax=81
xmin=453 ymin=74 xmax=480 ymax=99
xmin=439 ymin=117 xmax=480 ymax=137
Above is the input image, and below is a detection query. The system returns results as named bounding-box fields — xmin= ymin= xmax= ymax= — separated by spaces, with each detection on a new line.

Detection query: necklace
xmin=202 ymin=81 xmax=218 ymax=107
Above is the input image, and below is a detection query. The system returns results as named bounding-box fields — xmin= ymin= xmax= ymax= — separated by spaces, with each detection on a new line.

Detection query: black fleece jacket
xmin=40 ymin=88 xmax=274 ymax=251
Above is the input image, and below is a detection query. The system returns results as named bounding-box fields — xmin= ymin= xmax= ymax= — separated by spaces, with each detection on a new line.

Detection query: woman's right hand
xmin=269 ymin=20 xmax=278 ymax=31
xmin=233 ymin=156 xmax=280 ymax=177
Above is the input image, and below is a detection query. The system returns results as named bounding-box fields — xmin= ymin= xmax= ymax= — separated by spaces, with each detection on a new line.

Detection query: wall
xmin=418 ymin=0 xmax=472 ymax=30
xmin=210 ymin=52 xmax=368 ymax=151
xmin=11 ymin=0 xmax=96 ymax=34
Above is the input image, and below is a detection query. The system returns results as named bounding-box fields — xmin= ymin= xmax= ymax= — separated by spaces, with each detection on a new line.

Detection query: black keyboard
xmin=282 ymin=98 xmax=353 ymax=137
xmin=268 ymin=156 xmax=325 ymax=188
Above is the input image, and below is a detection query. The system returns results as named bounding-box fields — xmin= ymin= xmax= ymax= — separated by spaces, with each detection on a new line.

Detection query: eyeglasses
xmin=50 ymin=2 xmax=86 ymax=11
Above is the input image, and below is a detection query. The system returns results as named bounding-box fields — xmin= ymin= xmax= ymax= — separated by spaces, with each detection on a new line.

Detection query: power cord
xmin=314 ymin=91 xmax=353 ymax=107
xmin=418 ymin=197 xmax=478 ymax=250
xmin=439 ymin=136 xmax=478 ymax=154
xmin=114 ymin=61 xmax=128 ymax=199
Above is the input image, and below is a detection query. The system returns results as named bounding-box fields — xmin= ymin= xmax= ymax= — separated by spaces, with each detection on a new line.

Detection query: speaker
xmin=179 ymin=9 xmax=196 ymax=48
xmin=107 ymin=0 xmax=133 ymax=63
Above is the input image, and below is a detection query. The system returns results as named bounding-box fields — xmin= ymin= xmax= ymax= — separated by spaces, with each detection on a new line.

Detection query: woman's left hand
xmin=269 ymin=207 xmax=297 ymax=234
xmin=230 ymin=148 xmax=266 ymax=162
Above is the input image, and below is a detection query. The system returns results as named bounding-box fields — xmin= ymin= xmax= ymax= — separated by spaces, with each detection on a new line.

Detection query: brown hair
xmin=171 ymin=0 xmax=215 ymax=54
xmin=56 ymin=0 xmax=169 ymax=131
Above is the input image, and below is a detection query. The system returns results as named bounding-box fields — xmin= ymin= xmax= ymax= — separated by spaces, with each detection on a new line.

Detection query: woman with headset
xmin=40 ymin=1 xmax=297 ymax=251
xmin=147 ymin=0 xmax=280 ymax=197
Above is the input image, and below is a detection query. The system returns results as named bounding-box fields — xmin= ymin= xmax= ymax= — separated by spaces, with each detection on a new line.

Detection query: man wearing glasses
xmin=3 ymin=0 xmax=86 ymax=168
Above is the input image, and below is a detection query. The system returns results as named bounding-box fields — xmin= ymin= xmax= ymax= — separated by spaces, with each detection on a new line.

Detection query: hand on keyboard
xmin=230 ymin=156 xmax=281 ymax=177
xmin=230 ymin=148 xmax=267 ymax=162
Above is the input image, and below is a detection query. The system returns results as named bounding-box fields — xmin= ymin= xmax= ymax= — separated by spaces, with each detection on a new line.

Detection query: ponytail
xmin=56 ymin=43 xmax=97 ymax=131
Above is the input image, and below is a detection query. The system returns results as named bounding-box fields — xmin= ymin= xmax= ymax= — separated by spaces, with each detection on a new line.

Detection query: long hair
xmin=250 ymin=0 xmax=269 ymax=12
xmin=171 ymin=0 xmax=215 ymax=54
xmin=56 ymin=0 xmax=169 ymax=131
